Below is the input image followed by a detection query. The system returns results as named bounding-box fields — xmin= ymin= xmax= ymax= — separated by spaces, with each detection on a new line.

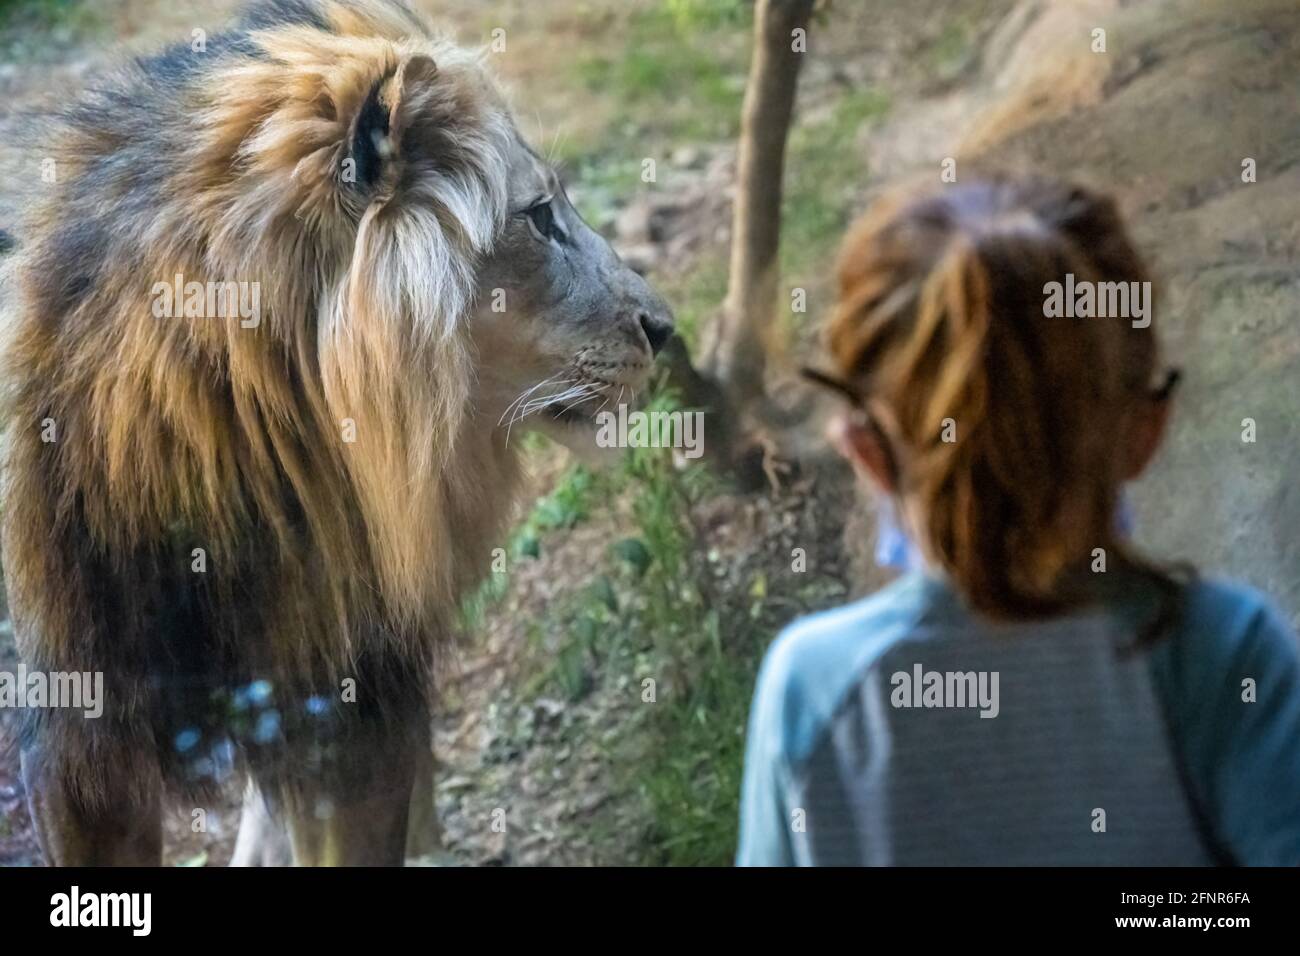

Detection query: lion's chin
xmin=531 ymin=409 xmax=623 ymax=467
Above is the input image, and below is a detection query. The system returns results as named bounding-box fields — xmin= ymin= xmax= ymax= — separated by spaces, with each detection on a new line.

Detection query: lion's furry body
xmin=2 ymin=0 xmax=522 ymax=810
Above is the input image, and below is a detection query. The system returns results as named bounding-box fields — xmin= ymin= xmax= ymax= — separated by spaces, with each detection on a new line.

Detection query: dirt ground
xmin=1 ymin=0 xmax=1296 ymax=866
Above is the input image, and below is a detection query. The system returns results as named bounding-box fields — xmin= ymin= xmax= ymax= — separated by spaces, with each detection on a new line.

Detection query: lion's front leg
xmin=403 ymin=743 xmax=442 ymax=858
xmin=279 ymin=729 xmax=420 ymax=867
xmin=234 ymin=749 xmax=439 ymax=865
xmin=21 ymin=745 xmax=162 ymax=867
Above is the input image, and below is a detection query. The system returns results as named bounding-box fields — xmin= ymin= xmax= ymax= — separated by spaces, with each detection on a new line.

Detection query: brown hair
xmin=826 ymin=176 xmax=1184 ymax=632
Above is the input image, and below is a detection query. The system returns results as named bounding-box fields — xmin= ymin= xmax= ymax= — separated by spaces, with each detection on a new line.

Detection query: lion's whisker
xmin=503 ymin=377 xmax=599 ymax=446
xmin=499 ymin=373 xmax=575 ymax=437
xmin=505 ymin=381 xmax=571 ymax=446
xmin=498 ymin=372 xmax=569 ymax=428
xmin=517 ymin=381 xmax=597 ymax=420
xmin=503 ymin=375 xmax=564 ymax=445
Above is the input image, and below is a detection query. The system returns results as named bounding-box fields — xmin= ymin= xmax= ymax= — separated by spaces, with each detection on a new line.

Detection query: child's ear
xmin=829 ymin=413 xmax=897 ymax=494
xmin=346 ymin=54 xmax=438 ymax=192
xmin=1124 ymin=396 xmax=1173 ymax=480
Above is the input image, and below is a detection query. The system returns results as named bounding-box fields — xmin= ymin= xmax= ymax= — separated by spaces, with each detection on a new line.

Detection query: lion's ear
xmin=346 ymin=54 xmax=438 ymax=192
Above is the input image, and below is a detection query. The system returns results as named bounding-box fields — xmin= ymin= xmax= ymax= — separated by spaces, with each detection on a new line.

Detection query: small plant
xmin=527 ymin=464 xmax=596 ymax=535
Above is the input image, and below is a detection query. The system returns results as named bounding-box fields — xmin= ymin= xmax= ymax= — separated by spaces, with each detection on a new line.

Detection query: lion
xmin=0 ymin=0 xmax=672 ymax=866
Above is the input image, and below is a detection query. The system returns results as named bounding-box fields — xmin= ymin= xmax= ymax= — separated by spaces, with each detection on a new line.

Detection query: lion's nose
xmin=637 ymin=309 xmax=673 ymax=356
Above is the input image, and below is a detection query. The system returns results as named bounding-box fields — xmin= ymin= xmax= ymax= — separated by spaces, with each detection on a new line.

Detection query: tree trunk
xmin=702 ymin=0 xmax=816 ymax=413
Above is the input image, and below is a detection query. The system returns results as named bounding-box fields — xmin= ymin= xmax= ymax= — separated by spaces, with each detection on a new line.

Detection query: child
xmin=737 ymin=176 xmax=1300 ymax=865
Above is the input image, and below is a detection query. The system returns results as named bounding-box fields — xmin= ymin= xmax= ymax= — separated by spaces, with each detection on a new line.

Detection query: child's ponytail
xmin=828 ymin=176 xmax=1185 ymax=633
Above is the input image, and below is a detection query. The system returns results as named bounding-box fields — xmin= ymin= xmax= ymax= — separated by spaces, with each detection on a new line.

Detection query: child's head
xmin=823 ymin=176 xmax=1178 ymax=619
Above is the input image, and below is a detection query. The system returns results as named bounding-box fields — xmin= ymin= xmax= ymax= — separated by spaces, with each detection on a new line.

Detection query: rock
xmin=671 ymin=145 xmax=706 ymax=170
xmin=577 ymin=791 xmax=609 ymax=814
xmin=615 ymin=201 xmax=653 ymax=244
xmin=617 ymin=243 xmax=662 ymax=276
xmin=533 ymin=697 xmax=566 ymax=723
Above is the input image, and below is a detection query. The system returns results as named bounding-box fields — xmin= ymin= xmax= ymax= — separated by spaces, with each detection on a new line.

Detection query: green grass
xmin=923 ymin=16 xmax=978 ymax=85
xmin=573 ymin=2 xmax=750 ymax=150
xmin=541 ymin=386 xmax=750 ymax=864
xmin=782 ymin=88 xmax=891 ymax=278
xmin=661 ymin=0 xmax=750 ymax=32
xmin=606 ymin=387 xmax=846 ymax=864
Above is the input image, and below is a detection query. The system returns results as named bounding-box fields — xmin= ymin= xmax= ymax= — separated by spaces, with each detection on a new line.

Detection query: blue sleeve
xmin=735 ymin=580 xmax=927 ymax=866
xmin=1157 ymin=588 xmax=1300 ymax=865
xmin=736 ymin=643 xmax=796 ymax=866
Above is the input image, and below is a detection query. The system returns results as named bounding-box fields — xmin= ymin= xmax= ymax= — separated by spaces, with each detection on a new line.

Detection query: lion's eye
xmin=523 ymin=199 xmax=564 ymax=244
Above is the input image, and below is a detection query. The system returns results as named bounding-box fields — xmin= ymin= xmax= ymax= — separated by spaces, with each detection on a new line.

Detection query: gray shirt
xmin=737 ymin=572 xmax=1300 ymax=865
